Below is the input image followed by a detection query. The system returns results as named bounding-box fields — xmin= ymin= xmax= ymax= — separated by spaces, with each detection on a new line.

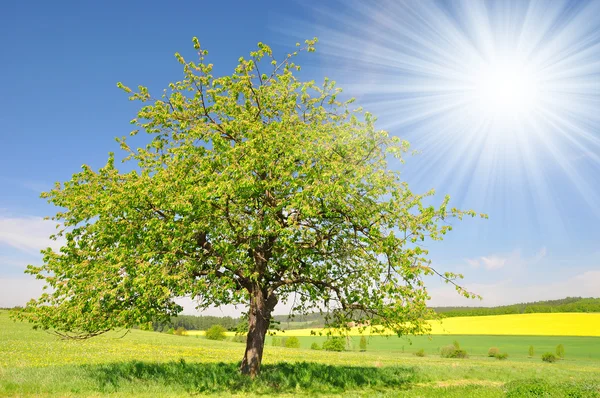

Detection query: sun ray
xmin=278 ymin=0 xmax=600 ymax=233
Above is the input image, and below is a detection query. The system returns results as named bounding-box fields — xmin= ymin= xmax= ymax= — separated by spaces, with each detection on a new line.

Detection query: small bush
xmin=414 ymin=349 xmax=426 ymax=357
xmin=310 ymin=342 xmax=321 ymax=350
xmin=488 ymin=347 xmax=500 ymax=357
xmin=231 ymin=334 xmax=246 ymax=344
xmin=205 ymin=324 xmax=227 ymax=341
xmin=494 ymin=352 xmax=508 ymax=360
xmin=440 ymin=344 xmax=468 ymax=358
xmin=284 ymin=336 xmax=300 ymax=348
xmin=528 ymin=345 xmax=534 ymax=357
xmin=359 ymin=336 xmax=367 ymax=352
xmin=505 ymin=379 xmax=552 ymax=397
xmin=542 ymin=352 xmax=557 ymax=363
xmin=165 ymin=327 xmax=174 ymax=335
xmin=173 ymin=326 xmax=187 ymax=336
xmin=271 ymin=337 xmax=281 ymax=346
xmin=556 ymin=344 xmax=565 ymax=359
xmin=322 ymin=337 xmax=346 ymax=352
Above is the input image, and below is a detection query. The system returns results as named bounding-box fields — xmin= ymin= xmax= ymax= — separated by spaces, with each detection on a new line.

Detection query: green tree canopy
xmin=14 ymin=37 xmax=483 ymax=376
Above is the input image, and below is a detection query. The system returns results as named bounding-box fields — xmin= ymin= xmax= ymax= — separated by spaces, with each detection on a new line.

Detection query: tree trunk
xmin=240 ymin=287 xmax=277 ymax=377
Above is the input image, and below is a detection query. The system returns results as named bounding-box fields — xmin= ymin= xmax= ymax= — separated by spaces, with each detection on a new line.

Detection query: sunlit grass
xmin=2 ymin=311 xmax=599 ymax=397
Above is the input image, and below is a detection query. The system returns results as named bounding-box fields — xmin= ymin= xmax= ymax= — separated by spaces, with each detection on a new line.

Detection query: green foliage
xmin=494 ymin=352 xmax=508 ymax=360
xmin=542 ymin=352 xmax=557 ymax=363
xmin=271 ymin=337 xmax=281 ymax=347
xmin=139 ymin=321 xmax=153 ymax=331
xmin=414 ymin=348 xmax=426 ymax=357
xmin=322 ymin=337 xmax=346 ymax=352
xmin=13 ymin=37 xmax=483 ymax=374
xmin=528 ymin=345 xmax=534 ymax=357
xmin=359 ymin=336 xmax=367 ymax=352
xmin=283 ymin=336 xmax=300 ymax=348
xmin=556 ymin=344 xmax=565 ymax=359
xmin=173 ymin=326 xmax=187 ymax=336
xmin=440 ymin=344 xmax=468 ymax=358
xmin=488 ymin=347 xmax=499 ymax=357
xmin=310 ymin=342 xmax=321 ymax=350
xmin=205 ymin=325 xmax=226 ymax=341
xmin=165 ymin=328 xmax=174 ymax=335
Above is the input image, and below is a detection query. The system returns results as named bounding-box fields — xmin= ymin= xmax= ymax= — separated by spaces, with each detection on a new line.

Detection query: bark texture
xmin=240 ymin=287 xmax=277 ymax=377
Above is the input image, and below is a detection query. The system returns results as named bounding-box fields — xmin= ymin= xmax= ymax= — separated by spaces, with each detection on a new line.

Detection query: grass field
xmin=2 ymin=311 xmax=600 ymax=397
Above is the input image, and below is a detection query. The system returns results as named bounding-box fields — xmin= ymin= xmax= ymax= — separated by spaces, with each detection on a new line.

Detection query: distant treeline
xmin=4 ymin=297 xmax=598 ymax=332
xmin=150 ymin=315 xmax=241 ymax=332
xmin=432 ymin=297 xmax=600 ymax=318
xmin=272 ymin=312 xmax=328 ymax=329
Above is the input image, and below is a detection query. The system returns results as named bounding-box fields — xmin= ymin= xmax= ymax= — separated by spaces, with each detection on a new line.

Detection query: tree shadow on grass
xmin=84 ymin=360 xmax=417 ymax=394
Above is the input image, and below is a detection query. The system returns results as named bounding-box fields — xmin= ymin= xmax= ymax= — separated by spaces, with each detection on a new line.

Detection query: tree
xmin=528 ymin=345 xmax=534 ymax=357
xmin=205 ymin=324 xmax=227 ymax=341
xmin=13 ymin=37 xmax=483 ymax=377
xmin=359 ymin=335 xmax=367 ymax=351
xmin=556 ymin=344 xmax=565 ymax=359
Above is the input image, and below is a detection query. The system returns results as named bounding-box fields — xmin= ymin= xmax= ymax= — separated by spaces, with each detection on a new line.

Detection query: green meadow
xmin=2 ymin=311 xmax=600 ymax=397
xmin=266 ymin=334 xmax=600 ymax=361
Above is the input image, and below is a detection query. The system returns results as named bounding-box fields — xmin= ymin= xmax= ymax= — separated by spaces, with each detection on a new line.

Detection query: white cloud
xmin=480 ymin=255 xmax=507 ymax=270
xmin=428 ymin=270 xmax=600 ymax=307
xmin=0 ymin=255 xmax=30 ymax=269
xmin=466 ymin=247 xmax=547 ymax=271
xmin=0 ymin=216 xmax=64 ymax=255
xmin=466 ymin=258 xmax=480 ymax=268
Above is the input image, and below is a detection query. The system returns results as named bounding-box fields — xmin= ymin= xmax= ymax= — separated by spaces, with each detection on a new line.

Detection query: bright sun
xmin=472 ymin=60 xmax=540 ymax=118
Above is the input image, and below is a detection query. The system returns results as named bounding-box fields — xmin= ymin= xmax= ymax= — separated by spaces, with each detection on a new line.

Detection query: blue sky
xmin=1 ymin=0 xmax=599 ymax=314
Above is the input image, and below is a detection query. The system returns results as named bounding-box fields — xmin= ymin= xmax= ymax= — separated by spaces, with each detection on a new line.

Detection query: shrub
xmin=494 ymin=352 xmax=508 ymax=360
xmin=542 ymin=352 xmax=557 ymax=363
xmin=173 ymin=326 xmax=187 ymax=336
xmin=231 ymin=334 xmax=246 ymax=344
xmin=488 ymin=347 xmax=500 ymax=357
xmin=359 ymin=336 xmax=367 ymax=352
xmin=414 ymin=348 xmax=426 ymax=357
xmin=205 ymin=324 xmax=227 ymax=341
xmin=528 ymin=345 xmax=534 ymax=357
xmin=440 ymin=344 xmax=468 ymax=358
xmin=322 ymin=337 xmax=346 ymax=352
xmin=310 ymin=342 xmax=321 ymax=350
xmin=165 ymin=327 xmax=174 ymax=335
xmin=556 ymin=344 xmax=565 ymax=359
xmin=284 ymin=336 xmax=300 ymax=348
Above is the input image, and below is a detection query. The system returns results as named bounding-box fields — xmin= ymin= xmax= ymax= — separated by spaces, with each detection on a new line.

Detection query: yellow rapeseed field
xmin=226 ymin=313 xmax=600 ymax=337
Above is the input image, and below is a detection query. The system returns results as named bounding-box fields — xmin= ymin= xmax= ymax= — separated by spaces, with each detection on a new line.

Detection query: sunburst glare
xmin=278 ymin=0 xmax=600 ymax=231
